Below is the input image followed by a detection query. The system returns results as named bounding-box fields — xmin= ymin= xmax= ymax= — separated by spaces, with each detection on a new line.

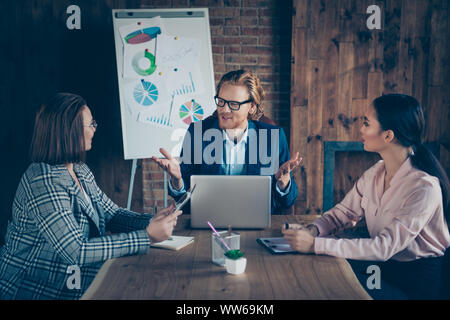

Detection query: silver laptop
xmin=190 ymin=175 xmax=272 ymax=229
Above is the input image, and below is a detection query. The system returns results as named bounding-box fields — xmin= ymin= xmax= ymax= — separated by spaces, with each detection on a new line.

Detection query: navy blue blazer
xmin=169 ymin=116 xmax=298 ymax=214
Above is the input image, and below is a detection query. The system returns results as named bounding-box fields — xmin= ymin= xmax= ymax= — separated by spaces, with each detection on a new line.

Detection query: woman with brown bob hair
xmin=0 ymin=93 xmax=181 ymax=300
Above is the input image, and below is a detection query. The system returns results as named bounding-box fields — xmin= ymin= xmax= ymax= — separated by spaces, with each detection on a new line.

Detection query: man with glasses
xmin=152 ymin=70 xmax=300 ymax=214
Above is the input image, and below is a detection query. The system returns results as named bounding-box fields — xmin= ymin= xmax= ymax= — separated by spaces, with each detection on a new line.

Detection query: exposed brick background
xmin=3 ymin=0 xmax=447 ymax=247
xmin=140 ymin=0 xmax=293 ymax=213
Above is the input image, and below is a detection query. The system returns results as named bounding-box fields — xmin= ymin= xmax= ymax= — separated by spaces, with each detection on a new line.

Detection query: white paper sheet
xmin=123 ymin=72 xmax=172 ymax=120
xmin=164 ymin=65 xmax=205 ymax=97
xmin=119 ymin=16 xmax=165 ymax=45
xmin=156 ymin=34 xmax=201 ymax=68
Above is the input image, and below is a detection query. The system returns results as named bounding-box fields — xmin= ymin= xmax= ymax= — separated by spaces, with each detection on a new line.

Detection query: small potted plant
xmin=224 ymin=249 xmax=246 ymax=275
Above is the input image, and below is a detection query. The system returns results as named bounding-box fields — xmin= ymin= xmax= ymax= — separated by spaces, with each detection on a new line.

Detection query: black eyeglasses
xmin=84 ymin=120 xmax=98 ymax=130
xmin=214 ymin=96 xmax=252 ymax=111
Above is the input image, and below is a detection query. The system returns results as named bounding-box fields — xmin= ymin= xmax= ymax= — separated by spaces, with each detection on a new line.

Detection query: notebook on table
xmin=151 ymin=236 xmax=194 ymax=251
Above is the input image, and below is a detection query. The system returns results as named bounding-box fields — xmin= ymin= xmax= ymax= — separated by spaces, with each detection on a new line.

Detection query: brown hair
xmin=30 ymin=93 xmax=87 ymax=165
xmin=213 ymin=70 xmax=265 ymax=120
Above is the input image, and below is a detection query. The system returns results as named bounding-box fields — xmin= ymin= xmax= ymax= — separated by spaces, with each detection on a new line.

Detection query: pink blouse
xmin=313 ymin=157 xmax=450 ymax=261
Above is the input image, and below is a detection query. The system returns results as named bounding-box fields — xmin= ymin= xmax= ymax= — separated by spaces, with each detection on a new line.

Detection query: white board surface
xmin=112 ymin=8 xmax=215 ymax=159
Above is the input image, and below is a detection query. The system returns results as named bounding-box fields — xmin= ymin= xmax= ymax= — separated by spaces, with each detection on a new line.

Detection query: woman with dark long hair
xmin=0 ymin=93 xmax=181 ymax=299
xmin=283 ymin=94 xmax=450 ymax=299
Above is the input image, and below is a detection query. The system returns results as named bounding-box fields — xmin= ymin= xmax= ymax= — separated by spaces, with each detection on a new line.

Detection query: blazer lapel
xmin=202 ymin=118 xmax=224 ymax=175
xmin=73 ymin=164 xmax=101 ymax=233
xmin=246 ymin=121 xmax=261 ymax=175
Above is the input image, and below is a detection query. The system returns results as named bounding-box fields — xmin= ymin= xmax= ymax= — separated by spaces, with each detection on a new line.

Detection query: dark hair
xmin=373 ymin=93 xmax=450 ymax=229
xmin=30 ymin=93 xmax=87 ymax=165
xmin=212 ymin=69 xmax=265 ymax=120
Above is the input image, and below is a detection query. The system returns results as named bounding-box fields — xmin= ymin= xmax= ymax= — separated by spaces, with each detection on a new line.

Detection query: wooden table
xmin=82 ymin=215 xmax=371 ymax=300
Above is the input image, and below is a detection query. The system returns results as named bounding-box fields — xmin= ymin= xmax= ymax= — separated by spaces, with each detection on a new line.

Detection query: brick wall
xmin=141 ymin=0 xmax=293 ymax=213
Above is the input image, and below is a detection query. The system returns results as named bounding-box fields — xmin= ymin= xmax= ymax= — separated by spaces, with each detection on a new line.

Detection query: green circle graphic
xmin=132 ymin=51 xmax=157 ymax=76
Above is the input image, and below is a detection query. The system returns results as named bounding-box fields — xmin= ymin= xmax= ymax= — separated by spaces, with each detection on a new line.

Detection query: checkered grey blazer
xmin=0 ymin=162 xmax=152 ymax=299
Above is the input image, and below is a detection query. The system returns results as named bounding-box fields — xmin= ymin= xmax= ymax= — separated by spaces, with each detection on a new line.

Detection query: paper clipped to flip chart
xmin=113 ymin=9 xmax=216 ymax=160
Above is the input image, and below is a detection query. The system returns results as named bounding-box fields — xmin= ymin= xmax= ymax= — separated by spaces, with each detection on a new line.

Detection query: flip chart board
xmin=112 ymin=8 xmax=215 ymax=159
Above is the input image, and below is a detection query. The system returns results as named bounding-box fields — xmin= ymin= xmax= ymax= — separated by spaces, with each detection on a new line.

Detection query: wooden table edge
xmin=80 ymin=215 xmax=373 ymax=300
xmin=80 ymin=253 xmax=373 ymax=301
xmin=81 ymin=258 xmax=116 ymax=300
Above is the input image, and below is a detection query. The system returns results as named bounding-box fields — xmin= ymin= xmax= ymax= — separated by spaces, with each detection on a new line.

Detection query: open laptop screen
xmin=190 ymin=175 xmax=271 ymax=229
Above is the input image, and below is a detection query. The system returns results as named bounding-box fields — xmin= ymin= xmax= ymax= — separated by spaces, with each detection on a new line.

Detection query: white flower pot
xmin=225 ymin=257 xmax=247 ymax=275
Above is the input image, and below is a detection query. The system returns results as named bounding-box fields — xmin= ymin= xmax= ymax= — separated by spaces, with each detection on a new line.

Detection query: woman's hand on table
xmin=282 ymin=223 xmax=317 ymax=254
xmin=283 ymin=223 xmax=319 ymax=237
xmin=146 ymin=208 xmax=182 ymax=243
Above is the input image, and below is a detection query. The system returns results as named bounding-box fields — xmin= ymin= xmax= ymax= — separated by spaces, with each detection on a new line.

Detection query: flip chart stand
xmin=126 ymin=159 xmax=168 ymax=211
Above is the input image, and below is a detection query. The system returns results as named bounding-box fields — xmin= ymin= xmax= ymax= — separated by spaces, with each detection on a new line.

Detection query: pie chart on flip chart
xmin=179 ymin=100 xmax=204 ymax=125
xmin=132 ymin=50 xmax=157 ymax=76
xmin=133 ymin=79 xmax=158 ymax=106
xmin=125 ymin=27 xmax=161 ymax=44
